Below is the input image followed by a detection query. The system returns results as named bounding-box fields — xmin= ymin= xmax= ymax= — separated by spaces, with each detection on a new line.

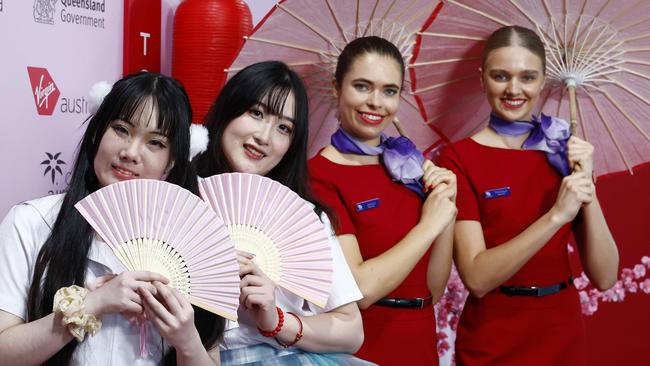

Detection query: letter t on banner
xmin=123 ymin=0 xmax=161 ymax=75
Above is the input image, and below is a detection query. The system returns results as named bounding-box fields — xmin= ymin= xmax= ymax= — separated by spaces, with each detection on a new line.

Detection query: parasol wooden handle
xmin=392 ymin=118 xmax=408 ymax=138
xmin=567 ymin=84 xmax=582 ymax=173
xmin=568 ymin=85 xmax=578 ymax=136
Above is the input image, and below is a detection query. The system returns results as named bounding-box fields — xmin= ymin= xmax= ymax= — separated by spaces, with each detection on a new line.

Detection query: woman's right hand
xmin=238 ymin=255 xmax=280 ymax=332
xmin=550 ymin=171 xmax=594 ymax=225
xmin=139 ymin=281 xmax=200 ymax=352
xmin=419 ymin=182 xmax=457 ymax=232
xmin=422 ymin=160 xmax=457 ymax=201
xmin=83 ymin=271 xmax=168 ymax=317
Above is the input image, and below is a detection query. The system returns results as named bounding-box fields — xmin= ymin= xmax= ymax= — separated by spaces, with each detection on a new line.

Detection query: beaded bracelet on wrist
xmin=258 ymin=306 xmax=284 ymax=337
xmin=275 ymin=311 xmax=303 ymax=348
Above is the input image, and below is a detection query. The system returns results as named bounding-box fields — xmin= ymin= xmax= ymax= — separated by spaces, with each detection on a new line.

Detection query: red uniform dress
xmin=309 ymin=153 xmax=439 ymax=366
xmin=437 ymin=138 xmax=586 ymax=366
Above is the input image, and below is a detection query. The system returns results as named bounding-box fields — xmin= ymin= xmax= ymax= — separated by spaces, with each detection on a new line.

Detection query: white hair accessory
xmin=189 ymin=123 xmax=209 ymax=161
xmin=88 ymin=81 xmax=112 ymax=114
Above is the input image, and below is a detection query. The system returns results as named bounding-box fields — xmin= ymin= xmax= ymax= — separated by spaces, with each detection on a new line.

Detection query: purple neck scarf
xmin=331 ymin=128 xmax=425 ymax=198
xmin=489 ymin=112 xmax=571 ymax=176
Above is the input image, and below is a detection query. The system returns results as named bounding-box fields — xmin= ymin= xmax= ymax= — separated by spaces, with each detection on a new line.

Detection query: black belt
xmin=497 ymin=277 xmax=574 ymax=297
xmin=374 ymin=296 xmax=433 ymax=309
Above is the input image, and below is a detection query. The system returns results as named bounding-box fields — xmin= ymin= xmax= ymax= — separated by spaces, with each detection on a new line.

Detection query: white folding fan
xmin=199 ymin=173 xmax=333 ymax=308
xmin=75 ymin=179 xmax=240 ymax=321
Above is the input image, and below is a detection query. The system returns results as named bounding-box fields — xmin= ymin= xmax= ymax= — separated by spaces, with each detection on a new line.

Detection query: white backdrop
xmin=0 ymin=0 xmax=123 ymax=217
xmin=0 ymin=0 xmax=275 ymax=218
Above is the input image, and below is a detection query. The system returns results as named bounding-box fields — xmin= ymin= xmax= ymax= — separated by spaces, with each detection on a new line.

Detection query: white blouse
xmin=0 ymin=194 xmax=168 ymax=365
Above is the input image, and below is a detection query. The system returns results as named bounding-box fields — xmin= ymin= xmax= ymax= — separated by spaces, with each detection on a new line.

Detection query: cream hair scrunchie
xmin=52 ymin=285 xmax=102 ymax=342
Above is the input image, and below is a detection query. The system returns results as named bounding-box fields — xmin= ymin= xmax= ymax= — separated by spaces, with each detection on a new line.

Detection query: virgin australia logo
xmin=34 ymin=0 xmax=56 ymax=24
xmin=27 ymin=67 xmax=60 ymax=116
xmin=41 ymin=152 xmax=67 ymax=184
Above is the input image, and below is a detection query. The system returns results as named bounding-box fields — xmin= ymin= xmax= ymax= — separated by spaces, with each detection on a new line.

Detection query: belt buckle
xmin=376 ymin=296 xmax=430 ymax=309
xmin=530 ymin=286 xmax=542 ymax=297
xmin=537 ymin=284 xmax=560 ymax=297
xmin=499 ymin=278 xmax=572 ymax=297
xmin=395 ymin=298 xmax=424 ymax=308
xmin=500 ymin=286 xmax=535 ymax=296
xmin=530 ymin=285 xmax=558 ymax=297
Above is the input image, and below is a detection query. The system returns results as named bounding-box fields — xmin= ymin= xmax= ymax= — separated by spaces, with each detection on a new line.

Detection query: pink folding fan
xmin=75 ymin=179 xmax=240 ymax=321
xmin=199 ymin=173 xmax=333 ymax=308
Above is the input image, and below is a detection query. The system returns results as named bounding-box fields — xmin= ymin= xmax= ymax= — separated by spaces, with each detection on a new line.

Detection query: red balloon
xmin=173 ymin=0 xmax=252 ymax=124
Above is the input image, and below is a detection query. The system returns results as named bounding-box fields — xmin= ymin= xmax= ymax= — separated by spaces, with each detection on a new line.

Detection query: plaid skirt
xmin=220 ymin=344 xmax=377 ymax=366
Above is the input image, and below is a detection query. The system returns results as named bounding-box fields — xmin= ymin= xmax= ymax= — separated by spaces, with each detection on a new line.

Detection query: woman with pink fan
xmin=0 ymin=72 xmax=224 ymax=365
xmin=308 ymin=36 xmax=458 ymax=365
xmin=193 ymin=61 xmax=372 ymax=365
xmin=436 ymin=26 xmax=619 ymax=365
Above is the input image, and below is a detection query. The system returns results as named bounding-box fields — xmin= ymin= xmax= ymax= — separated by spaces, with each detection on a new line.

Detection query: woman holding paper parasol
xmin=309 ymin=36 xmax=457 ymax=365
xmin=437 ymin=25 xmax=619 ymax=365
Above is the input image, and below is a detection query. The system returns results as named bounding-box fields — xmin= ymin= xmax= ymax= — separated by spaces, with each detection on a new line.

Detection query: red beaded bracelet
xmin=257 ymin=306 xmax=284 ymax=337
xmin=276 ymin=311 xmax=303 ymax=348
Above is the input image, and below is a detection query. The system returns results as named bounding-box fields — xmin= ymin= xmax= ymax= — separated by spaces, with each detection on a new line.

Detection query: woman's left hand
xmin=139 ymin=281 xmax=201 ymax=352
xmin=567 ymin=136 xmax=594 ymax=177
xmin=422 ymin=160 xmax=457 ymax=201
xmin=238 ymin=257 xmax=279 ymax=332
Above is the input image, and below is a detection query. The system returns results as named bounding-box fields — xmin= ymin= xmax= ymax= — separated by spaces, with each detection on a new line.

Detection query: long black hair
xmin=193 ymin=61 xmax=330 ymax=217
xmin=26 ymin=72 xmax=224 ymax=365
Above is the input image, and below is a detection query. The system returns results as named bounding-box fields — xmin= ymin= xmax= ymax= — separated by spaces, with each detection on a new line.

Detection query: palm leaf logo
xmin=41 ymin=152 xmax=66 ymax=184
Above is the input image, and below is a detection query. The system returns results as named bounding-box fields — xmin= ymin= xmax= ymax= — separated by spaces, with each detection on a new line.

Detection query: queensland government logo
xmin=34 ymin=0 xmax=56 ymax=24
xmin=27 ymin=67 xmax=60 ymax=116
xmin=34 ymin=0 xmax=106 ymax=28
xmin=41 ymin=152 xmax=66 ymax=184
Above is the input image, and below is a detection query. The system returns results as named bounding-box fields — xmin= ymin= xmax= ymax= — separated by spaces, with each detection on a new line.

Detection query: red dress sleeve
xmin=309 ymin=159 xmax=356 ymax=236
xmin=437 ymin=145 xmax=480 ymax=221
